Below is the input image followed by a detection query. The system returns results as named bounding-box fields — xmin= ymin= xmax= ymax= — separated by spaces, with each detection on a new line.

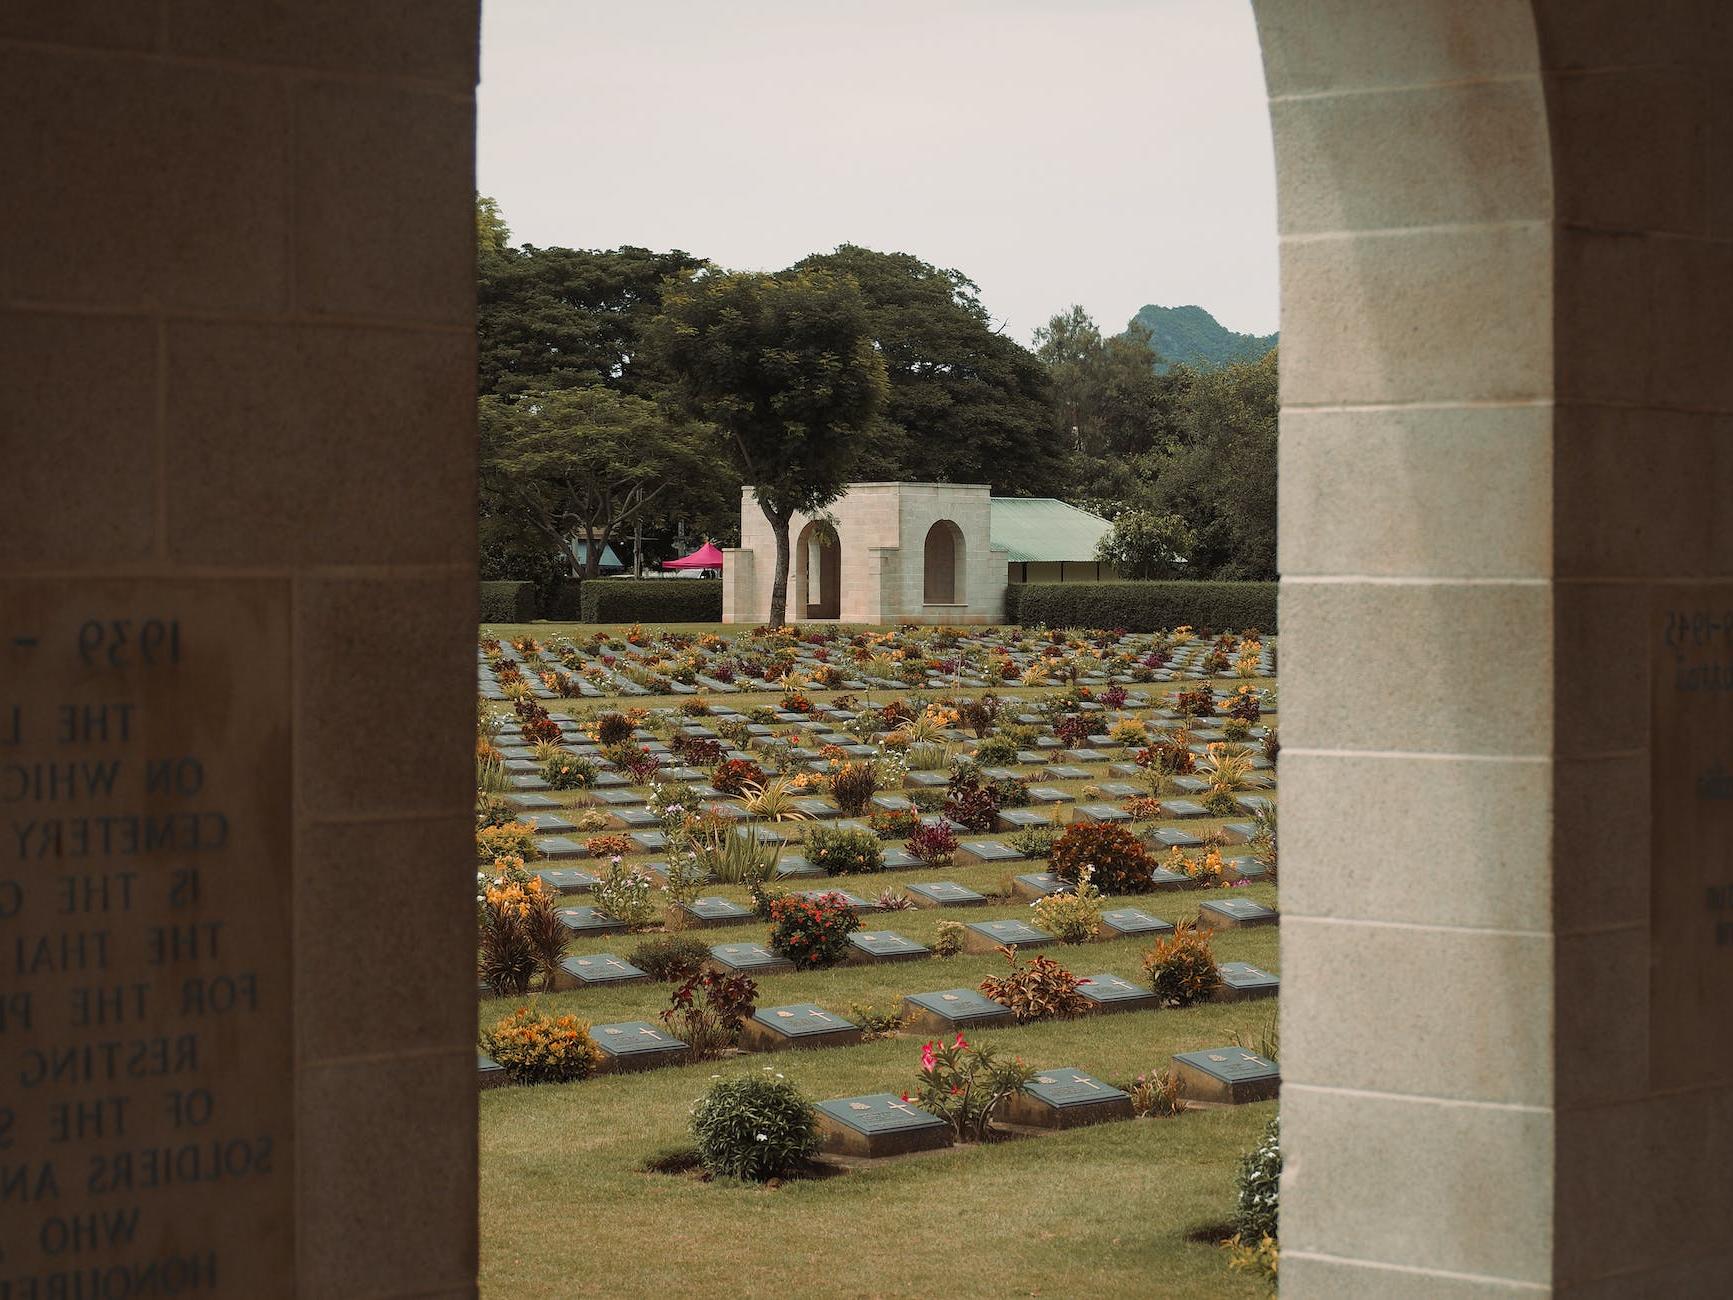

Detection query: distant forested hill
xmin=1129 ymin=303 xmax=1278 ymax=373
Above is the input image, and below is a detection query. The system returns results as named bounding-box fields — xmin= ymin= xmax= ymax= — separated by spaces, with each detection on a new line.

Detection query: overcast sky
xmin=477 ymin=0 xmax=1278 ymax=345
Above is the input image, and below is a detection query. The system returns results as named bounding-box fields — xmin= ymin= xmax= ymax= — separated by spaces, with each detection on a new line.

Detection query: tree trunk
xmin=581 ymin=525 xmax=601 ymax=578
xmin=764 ymin=499 xmax=792 ymax=626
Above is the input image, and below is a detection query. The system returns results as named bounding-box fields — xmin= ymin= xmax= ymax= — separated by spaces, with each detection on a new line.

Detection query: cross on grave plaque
xmin=959 ymin=839 xmax=1025 ymax=865
xmin=1100 ymin=907 xmax=1176 ymax=939
xmin=525 ymin=811 xmax=578 ymax=834
xmin=1198 ymin=898 xmax=1280 ymax=930
xmin=1004 ymin=1068 xmax=1135 ymax=1129
xmin=903 ymin=988 xmax=1016 ymax=1032
xmin=881 ymin=847 xmax=920 ymax=870
xmin=532 ymin=866 xmax=598 ymax=895
xmin=1075 ymin=973 xmax=1160 ymax=1014
xmin=813 ymin=1094 xmax=950 ymax=1157
xmin=708 ymin=943 xmax=795 ymax=974
xmin=773 ymin=853 xmax=824 ymax=879
xmin=904 ymin=880 xmax=988 ymax=908
xmin=1028 ymin=787 xmax=1075 ymax=805
xmin=1148 ymin=827 xmax=1203 ymax=850
xmin=742 ymin=1002 xmax=864 ymax=1052
xmin=1215 ymin=961 xmax=1281 ymax=1002
xmin=555 ymin=953 xmax=650 ymax=990
xmin=535 ymin=835 xmax=585 ymax=859
xmin=1012 ymin=871 xmax=1070 ymax=901
xmin=509 ymin=793 xmax=561 ymax=810
xmin=963 ymin=919 xmax=1056 ymax=953
xmin=997 ymin=808 xmax=1052 ymax=831
xmin=847 ymin=930 xmax=931 ymax=962
xmin=680 ymin=896 xmax=755 ymax=927
xmin=1171 ymin=1048 xmax=1280 ymax=1104
xmin=591 ymin=1020 xmax=692 ymax=1073
xmin=1074 ymin=803 xmax=1131 ymax=824
xmin=556 ymin=906 xmax=628 ymax=937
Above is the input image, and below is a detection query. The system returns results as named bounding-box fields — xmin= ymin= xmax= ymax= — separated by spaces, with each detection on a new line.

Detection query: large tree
xmin=476 ymin=225 xmax=706 ymax=399
xmin=478 ymin=386 xmax=720 ymax=578
xmin=1133 ymin=348 xmax=1278 ymax=580
xmin=648 ymin=268 xmax=888 ymax=625
xmin=1034 ymin=306 xmax=1192 ymax=512
xmin=793 ymin=245 xmax=1060 ymax=493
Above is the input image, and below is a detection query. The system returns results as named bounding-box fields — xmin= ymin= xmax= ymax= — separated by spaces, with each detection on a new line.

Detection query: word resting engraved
xmin=2 ymin=580 xmax=293 ymax=1298
xmin=1651 ymin=593 xmax=1733 ymax=1089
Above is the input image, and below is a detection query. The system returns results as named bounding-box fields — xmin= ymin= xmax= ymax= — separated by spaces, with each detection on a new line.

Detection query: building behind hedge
xmin=723 ymin=483 xmax=1117 ymax=624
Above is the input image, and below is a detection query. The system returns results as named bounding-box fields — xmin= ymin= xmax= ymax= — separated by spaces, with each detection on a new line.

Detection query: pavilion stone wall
xmin=1260 ymin=0 xmax=1733 ymax=1294
xmin=1 ymin=4 xmax=481 ymax=1297
xmin=727 ymin=483 xmax=1007 ymax=624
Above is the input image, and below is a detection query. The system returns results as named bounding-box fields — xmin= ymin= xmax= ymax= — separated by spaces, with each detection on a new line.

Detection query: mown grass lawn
xmin=478 ymin=623 xmax=1280 ymax=1298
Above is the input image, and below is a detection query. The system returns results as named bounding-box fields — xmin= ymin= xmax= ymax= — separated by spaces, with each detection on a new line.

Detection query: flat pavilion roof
xmin=989 ymin=497 xmax=1112 ymax=564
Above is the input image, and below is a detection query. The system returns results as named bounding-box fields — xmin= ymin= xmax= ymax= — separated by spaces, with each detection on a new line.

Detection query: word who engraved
xmin=3 ymin=604 xmax=285 ymax=1299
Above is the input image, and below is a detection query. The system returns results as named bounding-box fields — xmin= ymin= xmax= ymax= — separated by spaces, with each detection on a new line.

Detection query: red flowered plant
xmin=711 ymin=757 xmax=767 ymax=795
xmin=908 ymin=821 xmax=959 ymax=866
xmin=910 ymin=1034 xmax=1038 ymax=1143
xmin=659 ymin=968 xmax=759 ymax=1059
xmin=766 ymin=893 xmax=860 ymax=969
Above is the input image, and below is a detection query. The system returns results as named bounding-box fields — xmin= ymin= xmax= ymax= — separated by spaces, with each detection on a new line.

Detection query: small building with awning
xmin=988 ymin=497 xmax=1118 ymax=585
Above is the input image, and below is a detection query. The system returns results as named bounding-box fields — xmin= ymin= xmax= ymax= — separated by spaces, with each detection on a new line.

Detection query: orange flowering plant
xmin=481 ymin=1006 xmax=600 ymax=1085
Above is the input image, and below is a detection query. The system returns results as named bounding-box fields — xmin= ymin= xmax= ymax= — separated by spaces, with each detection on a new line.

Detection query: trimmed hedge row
xmin=1006 ymin=581 xmax=1277 ymax=633
xmin=479 ymin=580 xmax=539 ymax=624
xmin=580 ymin=579 xmax=722 ymax=624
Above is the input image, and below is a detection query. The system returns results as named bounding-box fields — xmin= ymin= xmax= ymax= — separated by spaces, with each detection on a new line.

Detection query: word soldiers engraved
xmin=3 ymin=579 xmax=293 ymax=1298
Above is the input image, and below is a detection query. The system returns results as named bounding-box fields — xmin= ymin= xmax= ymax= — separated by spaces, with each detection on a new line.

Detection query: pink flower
xmin=953 ymin=1033 xmax=967 ymax=1049
xmin=920 ymin=1041 xmax=936 ymax=1072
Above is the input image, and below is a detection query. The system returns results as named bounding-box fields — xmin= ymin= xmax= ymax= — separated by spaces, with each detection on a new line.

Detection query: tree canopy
xmin=647 ymin=267 xmax=888 ymax=623
xmin=794 ymin=245 xmax=1060 ymax=494
xmin=478 ymin=386 xmax=720 ymax=577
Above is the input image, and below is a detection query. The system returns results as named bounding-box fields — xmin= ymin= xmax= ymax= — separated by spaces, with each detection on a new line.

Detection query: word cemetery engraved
xmin=3 ymin=579 xmax=293 ymax=1296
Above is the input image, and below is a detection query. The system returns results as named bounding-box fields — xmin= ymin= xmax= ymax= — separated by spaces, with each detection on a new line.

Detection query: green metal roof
xmin=989 ymin=497 xmax=1111 ymax=564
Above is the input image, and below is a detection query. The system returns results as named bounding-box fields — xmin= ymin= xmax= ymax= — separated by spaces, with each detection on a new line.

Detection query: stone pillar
xmin=2 ymin=5 xmax=481 ymax=1296
xmin=1260 ymin=1 xmax=1733 ymax=1293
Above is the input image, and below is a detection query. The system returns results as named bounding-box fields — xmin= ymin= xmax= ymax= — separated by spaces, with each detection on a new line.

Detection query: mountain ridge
xmin=1129 ymin=303 xmax=1277 ymax=373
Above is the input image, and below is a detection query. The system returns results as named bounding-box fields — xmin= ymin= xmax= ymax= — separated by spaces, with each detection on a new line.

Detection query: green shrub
xmin=767 ymin=892 xmax=860 ymax=968
xmin=1011 ymin=581 xmax=1277 ymax=634
xmin=1049 ymin=821 xmax=1154 ymax=894
xmin=804 ymin=825 xmax=884 ymax=875
xmin=1234 ymin=1115 xmax=1281 ymax=1243
xmin=542 ymin=578 xmax=585 ymax=621
xmin=627 ymin=934 xmax=712 ymax=982
xmin=1143 ymin=923 xmax=1221 ymax=1007
xmin=973 ymin=735 xmax=1020 ymax=767
xmin=690 ymin=1074 xmax=820 ymax=1182
xmin=580 ymin=578 xmax=722 ymax=624
xmin=480 ymin=580 xmax=538 ymax=624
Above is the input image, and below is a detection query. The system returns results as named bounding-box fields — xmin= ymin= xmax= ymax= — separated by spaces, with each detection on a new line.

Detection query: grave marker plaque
xmin=2 ymin=579 xmax=293 ymax=1294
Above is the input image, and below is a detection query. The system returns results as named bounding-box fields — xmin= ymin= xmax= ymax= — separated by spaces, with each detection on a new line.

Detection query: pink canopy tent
xmin=661 ymin=541 xmax=725 ymax=571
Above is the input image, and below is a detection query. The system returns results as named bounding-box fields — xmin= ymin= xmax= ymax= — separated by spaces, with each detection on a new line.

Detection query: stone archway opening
xmin=922 ymin=518 xmax=966 ymax=606
xmin=793 ymin=518 xmax=841 ymax=619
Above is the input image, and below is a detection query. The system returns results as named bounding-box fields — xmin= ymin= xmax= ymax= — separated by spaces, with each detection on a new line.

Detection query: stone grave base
xmin=962 ymin=927 xmax=1055 ymax=956
xmin=739 ymin=1018 xmax=864 ymax=1053
xmin=815 ymin=1112 xmax=951 ymax=1160
xmin=594 ymin=1042 xmax=692 ymax=1074
xmin=1173 ymin=1057 xmax=1280 ymax=1105
xmin=901 ymin=997 xmax=1015 ymax=1035
xmin=1001 ymin=1090 xmax=1134 ymax=1130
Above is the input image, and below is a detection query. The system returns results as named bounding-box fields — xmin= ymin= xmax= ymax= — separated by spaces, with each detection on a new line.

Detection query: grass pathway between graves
xmin=479 ymin=887 xmax=1279 ymax=1300
xmin=479 ymin=622 xmax=1278 ymax=1297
